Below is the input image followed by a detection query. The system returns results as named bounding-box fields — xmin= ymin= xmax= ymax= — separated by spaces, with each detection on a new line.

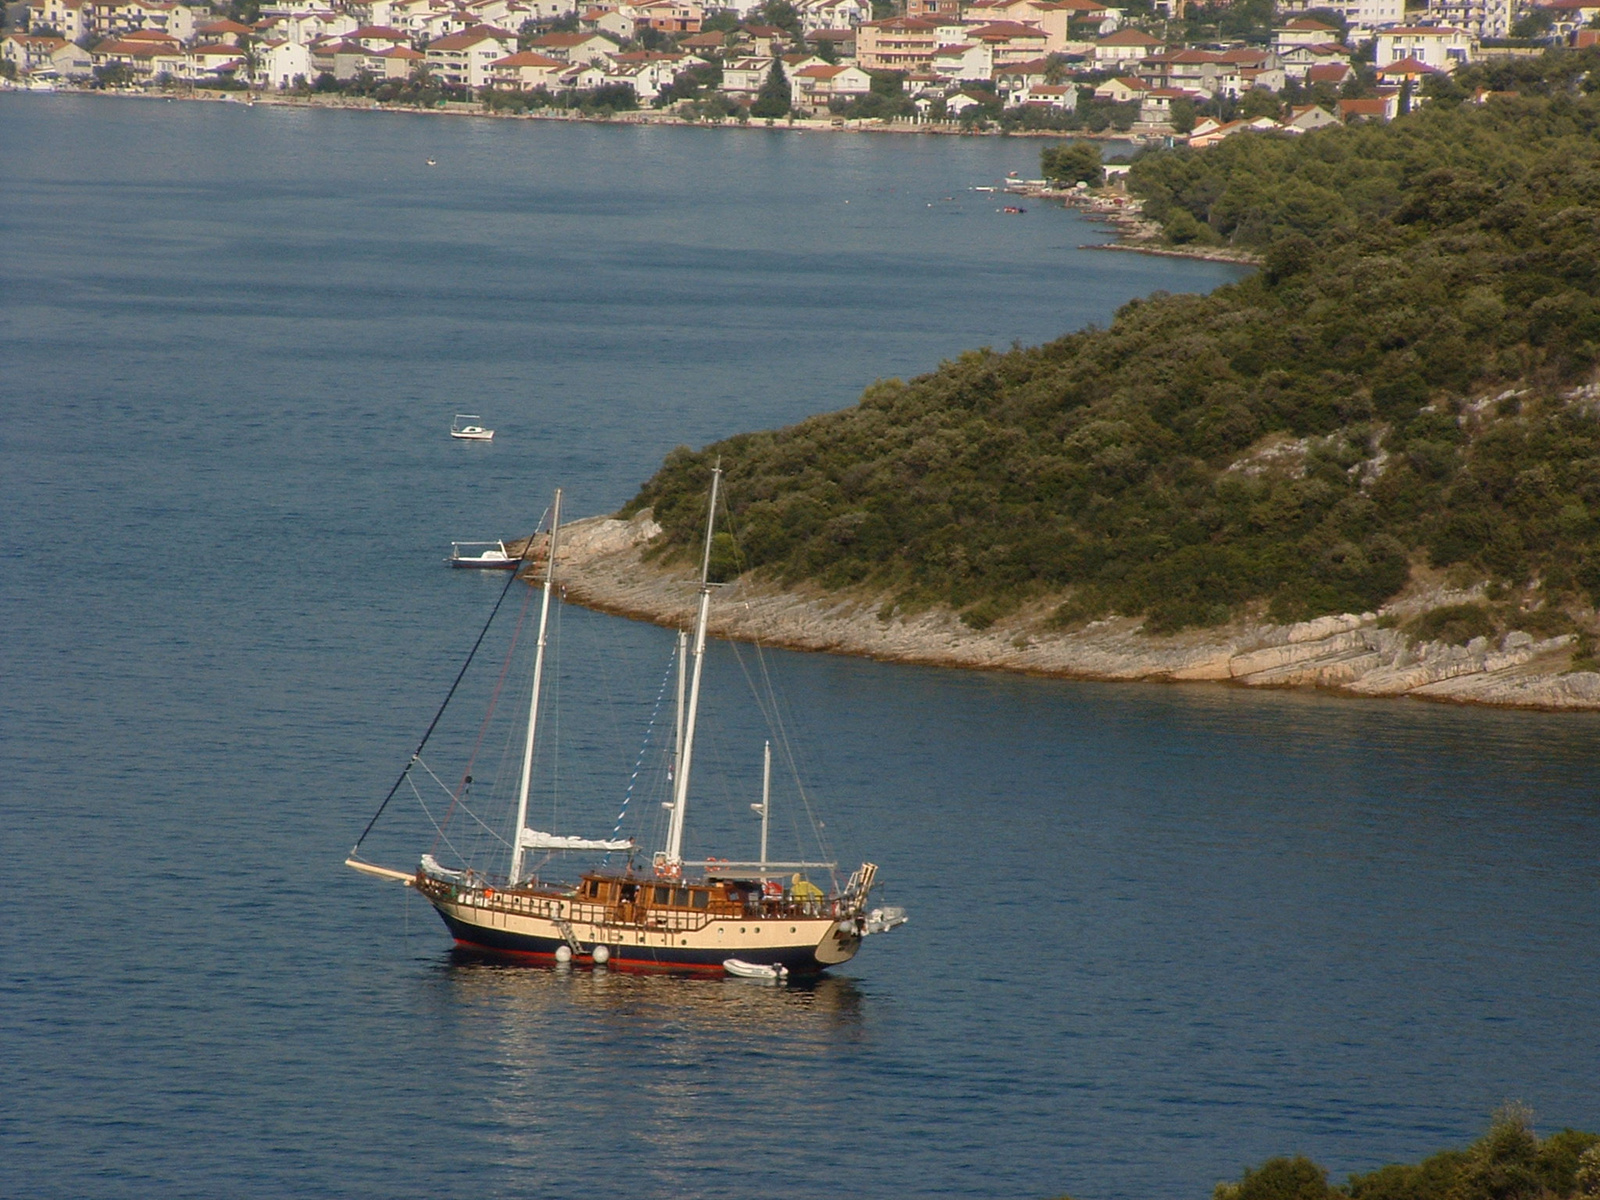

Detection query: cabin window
xmin=620 ymin=883 xmax=637 ymax=902
xmin=691 ymin=890 xmax=708 ymax=909
xmin=653 ymin=886 xmax=670 ymax=904
xmin=673 ymin=888 xmax=690 ymax=907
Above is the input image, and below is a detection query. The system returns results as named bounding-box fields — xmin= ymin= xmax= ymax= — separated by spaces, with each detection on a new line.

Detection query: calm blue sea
xmin=3 ymin=93 xmax=1598 ymax=1200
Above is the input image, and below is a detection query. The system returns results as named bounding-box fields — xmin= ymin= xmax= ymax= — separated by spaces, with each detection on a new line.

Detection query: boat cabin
xmin=577 ymin=874 xmax=773 ymax=919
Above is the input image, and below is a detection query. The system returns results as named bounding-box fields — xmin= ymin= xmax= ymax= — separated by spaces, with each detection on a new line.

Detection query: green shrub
xmin=1215 ymin=1156 xmax=1339 ymax=1200
xmin=1409 ymin=603 xmax=1497 ymax=646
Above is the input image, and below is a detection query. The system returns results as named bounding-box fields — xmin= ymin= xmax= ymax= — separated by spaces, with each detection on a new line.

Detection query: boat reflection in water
xmin=430 ymin=951 xmax=871 ymax=1176
xmin=441 ymin=945 xmax=867 ymax=1032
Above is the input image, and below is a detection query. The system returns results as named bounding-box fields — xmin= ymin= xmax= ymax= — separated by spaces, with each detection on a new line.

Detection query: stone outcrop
xmin=546 ymin=511 xmax=1600 ymax=711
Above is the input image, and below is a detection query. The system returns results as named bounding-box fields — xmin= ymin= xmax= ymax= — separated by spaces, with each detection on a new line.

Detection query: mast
xmin=509 ymin=488 xmax=562 ymax=887
xmin=663 ymin=464 xmax=720 ymax=871
xmin=673 ymin=628 xmax=687 ymax=785
xmin=751 ymin=739 xmax=771 ymax=868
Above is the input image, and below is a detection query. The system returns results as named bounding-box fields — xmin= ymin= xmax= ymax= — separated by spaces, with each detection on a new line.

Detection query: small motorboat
xmin=449 ymin=541 xmax=519 ymax=569
xmin=451 ymin=414 xmax=494 ymax=441
xmin=1002 ymin=205 xmax=1026 ymax=214
xmin=724 ymin=958 xmax=789 ymax=981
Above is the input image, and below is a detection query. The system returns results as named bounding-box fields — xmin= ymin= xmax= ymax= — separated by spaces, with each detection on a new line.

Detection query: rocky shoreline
xmin=532 ymin=511 xmax=1600 ymax=712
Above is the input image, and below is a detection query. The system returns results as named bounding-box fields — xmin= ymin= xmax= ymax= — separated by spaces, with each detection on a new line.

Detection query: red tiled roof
xmin=428 ymin=26 xmax=512 ymax=48
xmin=1096 ymin=28 xmax=1162 ymax=44
xmin=1379 ymin=56 xmax=1437 ymax=72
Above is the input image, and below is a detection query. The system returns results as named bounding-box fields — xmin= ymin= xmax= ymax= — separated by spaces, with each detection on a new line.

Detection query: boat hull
xmin=424 ymin=889 xmax=861 ymax=974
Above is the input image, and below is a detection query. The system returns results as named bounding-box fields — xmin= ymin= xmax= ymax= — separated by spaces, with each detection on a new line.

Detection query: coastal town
xmin=3 ymin=0 xmax=1598 ymax=138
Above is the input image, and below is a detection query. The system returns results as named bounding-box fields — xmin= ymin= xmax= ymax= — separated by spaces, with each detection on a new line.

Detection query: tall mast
xmin=509 ymin=488 xmax=562 ymax=886
xmin=751 ymin=739 xmax=771 ymax=868
xmin=673 ymin=628 xmax=687 ymax=785
xmin=663 ymin=464 xmax=720 ymax=871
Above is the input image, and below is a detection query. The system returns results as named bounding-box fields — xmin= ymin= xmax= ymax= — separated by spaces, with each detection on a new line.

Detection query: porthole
xmin=790 ymin=926 xmax=796 ymax=933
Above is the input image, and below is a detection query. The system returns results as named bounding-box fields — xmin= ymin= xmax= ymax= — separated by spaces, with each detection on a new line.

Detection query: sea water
xmin=3 ymin=94 xmax=1597 ymax=1200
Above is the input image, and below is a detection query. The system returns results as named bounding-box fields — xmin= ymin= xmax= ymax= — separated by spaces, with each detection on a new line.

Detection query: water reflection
xmin=439 ymin=948 xmax=865 ymax=1034
xmin=426 ymin=953 xmax=870 ymax=1192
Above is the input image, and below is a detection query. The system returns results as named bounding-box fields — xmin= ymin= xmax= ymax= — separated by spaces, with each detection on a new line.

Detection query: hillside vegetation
xmin=623 ymin=57 xmax=1600 ymax=637
xmin=1192 ymin=1109 xmax=1600 ymax=1200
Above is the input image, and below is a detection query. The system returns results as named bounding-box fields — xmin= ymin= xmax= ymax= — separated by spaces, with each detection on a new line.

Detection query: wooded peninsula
xmin=525 ymin=51 xmax=1600 ymax=707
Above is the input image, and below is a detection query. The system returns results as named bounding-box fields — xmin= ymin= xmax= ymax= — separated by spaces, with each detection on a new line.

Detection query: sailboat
xmin=346 ymin=470 xmax=907 ymax=974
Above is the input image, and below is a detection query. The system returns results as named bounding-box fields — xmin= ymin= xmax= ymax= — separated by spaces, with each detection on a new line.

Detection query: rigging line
xmin=438 ymin=582 xmax=537 ymax=841
xmin=349 ymin=506 xmax=550 ymax=857
xmin=416 ymin=754 xmax=513 ymax=849
xmin=710 ymin=479 xmax=837 ymax=870
xmin=408 ymin=772 xmax=473 ymax=867
xmin=599 ymin=640 xmax=678 ymax=869
xmin=728 ymin=637 xmax=837 ymax=877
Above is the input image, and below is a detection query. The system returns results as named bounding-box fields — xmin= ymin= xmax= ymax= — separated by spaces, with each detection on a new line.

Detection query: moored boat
xmin=448 ymin=540 xmax=519 ymax=569
xmin=450 ymin=414 xmax=494 ymax=441
xmin=347 ymin=470 xmax=906 ymax=975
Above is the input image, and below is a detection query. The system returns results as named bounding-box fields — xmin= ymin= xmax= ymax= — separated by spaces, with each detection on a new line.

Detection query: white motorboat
xmin=449 ymin=541 xmax=519 ymax=570
xmin=723 ymin=958 xmax=789 ymax=980
xmin=451 ymin=414 xmax=494 ymax=441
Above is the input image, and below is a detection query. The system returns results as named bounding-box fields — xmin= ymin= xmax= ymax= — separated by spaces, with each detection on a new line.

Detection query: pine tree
xmin=751 ymin=58 xmax=790 ymax=119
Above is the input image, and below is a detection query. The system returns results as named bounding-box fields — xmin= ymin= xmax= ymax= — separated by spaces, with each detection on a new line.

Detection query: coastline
xmin=537 ymin=512 xmax=1600 ymax=712
xmin=20 ymin=83 xmax=1134 ymax=138
xmin=15 ymin=86 xmax=1247 ymax=264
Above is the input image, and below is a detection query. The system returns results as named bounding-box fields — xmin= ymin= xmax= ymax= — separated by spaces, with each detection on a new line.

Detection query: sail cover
xmin=519 ymin=829 xmax=634 ymax=852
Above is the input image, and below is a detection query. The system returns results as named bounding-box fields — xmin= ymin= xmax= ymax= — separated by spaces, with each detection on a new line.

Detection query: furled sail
xmin=518 ymin=829 xmax=634 ymax=852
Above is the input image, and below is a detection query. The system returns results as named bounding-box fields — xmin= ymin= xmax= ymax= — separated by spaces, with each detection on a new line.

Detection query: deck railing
xmin=420 ymin=873 xmax=853 ymax=929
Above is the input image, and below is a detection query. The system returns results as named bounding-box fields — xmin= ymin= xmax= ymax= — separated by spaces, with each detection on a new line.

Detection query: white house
xmin=1092 ymin=27 xmax=1162 ymax=66
xmin=26 ymin=0 xmax=90 ymax=40
xmin=787 ymin=60 xmax=871 ymax=109
xmin=1272 ymin=17 xmax=1342 ymax=51
xmin=719 ymin=54 xmax=772 ymax=98
xmin=1425 ymin=0 xmax=1512 ymax=38
xmin=425 ymin=25 xmax=517 ymax=86
xmin=930 ymin=38 xmax=991 ymax=80
xmin=1373 ymin=25 xmax=1475 ymax=70
xmin=1275 ymin=0 xmax=1401 ymax=37
xmin=2 ymin=32 xmax=69 ymax=74
xmin=253 ymin=37 xmax=313 ymax=87
xmin=795 ymin=0 xmax=869 ymax=32
xmin=1093 ymin=73 xmax=1145 ymax=100
xmin=1015 ymin=80 xmax=1075 ymax=108
xmin=489 ymin=48 xmax=571 ymax=88
xmin=527 ymin=31 xmax=620 ymax=62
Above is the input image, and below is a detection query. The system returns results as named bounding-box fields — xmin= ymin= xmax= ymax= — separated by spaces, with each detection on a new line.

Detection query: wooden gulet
xmin=346 ymin=470 xmax=907 ymax=975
